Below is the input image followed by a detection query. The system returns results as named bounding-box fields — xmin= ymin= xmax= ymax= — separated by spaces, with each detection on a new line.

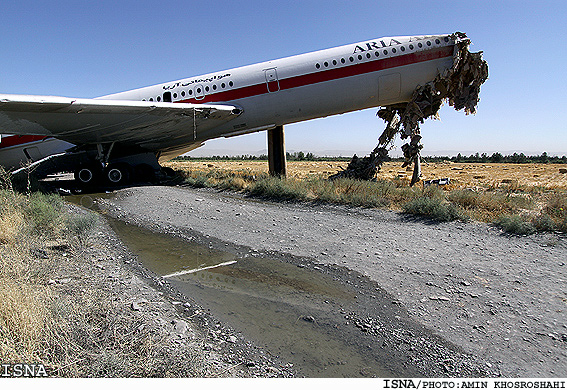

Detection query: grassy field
xmin=164 ymin=160 xmax=567 ymax=234
xmin=165 ymin=160 xmax=567 ymax=190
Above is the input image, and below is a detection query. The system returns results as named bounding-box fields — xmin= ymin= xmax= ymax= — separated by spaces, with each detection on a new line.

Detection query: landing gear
xmin=74 ymin=164 xmax=101 ymax=186
xmin=74 ymin=161 xmax=161 ymax=188
xmin=71 ymin=144 xmax=161 ymax=189
xmin=74 ymin=163 xmax=132 ymax=187
xmin=104 ymin=163 xmax=131 ymax=185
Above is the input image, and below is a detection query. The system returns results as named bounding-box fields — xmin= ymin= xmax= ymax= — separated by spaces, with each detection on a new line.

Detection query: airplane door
xmin=264 ymin=68 xmax=280 ymax=93
xmin=194 ymin=84 xmax=205 ymax=100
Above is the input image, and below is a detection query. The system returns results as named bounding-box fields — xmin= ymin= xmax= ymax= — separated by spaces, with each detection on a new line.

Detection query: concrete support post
xmin=267 ymin=125 xmax=287 ymax=177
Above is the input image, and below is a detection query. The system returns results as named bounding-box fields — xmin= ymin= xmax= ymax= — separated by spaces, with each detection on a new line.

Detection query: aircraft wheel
xmin=74 ymin=165 xmax=100 ymax=185
xmin=105 ymin=163 xmax=131 ymax=185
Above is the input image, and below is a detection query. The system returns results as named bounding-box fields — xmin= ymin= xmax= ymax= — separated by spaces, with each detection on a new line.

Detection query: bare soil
xmin=95 ymin=184 xmax=567 ymax=377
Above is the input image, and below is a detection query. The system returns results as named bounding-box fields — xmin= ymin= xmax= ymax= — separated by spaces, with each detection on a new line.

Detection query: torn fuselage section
xmin=331 ymin=32 xmax=489 ymax=186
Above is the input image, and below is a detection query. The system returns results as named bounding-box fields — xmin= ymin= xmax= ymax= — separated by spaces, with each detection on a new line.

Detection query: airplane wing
xmin=0 ymin=94 xmax=241 ymax=155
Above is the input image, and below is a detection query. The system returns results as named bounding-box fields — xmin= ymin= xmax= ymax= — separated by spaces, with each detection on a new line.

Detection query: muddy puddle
xmin=67 ymin=193 xmax=395 ymax=377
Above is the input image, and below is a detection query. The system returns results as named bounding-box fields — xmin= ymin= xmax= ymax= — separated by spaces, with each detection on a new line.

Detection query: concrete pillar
xmin=267 ymin=125 xmax=287 ymax=177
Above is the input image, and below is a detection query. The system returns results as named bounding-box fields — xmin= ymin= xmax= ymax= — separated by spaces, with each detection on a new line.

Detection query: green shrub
xmin=543 ymin=193 xmax=567 ymax=232
xmin=306 ymin=178 xmax=338 ymax=203
xmin=448 ymin=189 xmax=480 ymax=209
xmin=65 ymin=212 xmax=98 ymax=245
xmin=24 ymin=193 xmax=64 ymax=234
xmin=183 ymin=174 xmax=210 ymax=188
xmin=495 ymin=214 xmax=536 ymax=235
xmin=249 ymin=177 xmax=308 ymax=201
xmin=532 ymin=214 xmax=556 ymax=232
xmin=402 ymin=196 xmax=468 ymax=222
xmin=342 ymin=190 xmax=390 ymax=208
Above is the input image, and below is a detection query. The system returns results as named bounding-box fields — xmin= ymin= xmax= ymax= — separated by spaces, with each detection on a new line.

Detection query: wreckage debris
xmin=331 ymin=32 xmax=489 ymax=186
xmin=329 ymin=145 xmax=389 ymax=181
xmin=424 ymin=178 xmax=451 ymax=187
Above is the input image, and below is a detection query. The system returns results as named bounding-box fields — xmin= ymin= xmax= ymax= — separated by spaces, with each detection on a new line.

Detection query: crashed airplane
xmin=0 ymin=32 xmax=487 ymax=187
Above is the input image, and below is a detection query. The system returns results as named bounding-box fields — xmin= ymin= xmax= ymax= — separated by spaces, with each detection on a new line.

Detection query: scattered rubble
xmin=331 ymin=32 xmax=489 ymax=185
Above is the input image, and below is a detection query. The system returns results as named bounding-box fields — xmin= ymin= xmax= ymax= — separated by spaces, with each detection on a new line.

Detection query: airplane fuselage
xmin=101 ymin=34 xmax=455 ymax=160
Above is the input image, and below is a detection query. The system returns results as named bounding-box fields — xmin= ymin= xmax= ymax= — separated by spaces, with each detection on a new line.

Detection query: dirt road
xmin=98 ymin=185 xmax=567 ymax=377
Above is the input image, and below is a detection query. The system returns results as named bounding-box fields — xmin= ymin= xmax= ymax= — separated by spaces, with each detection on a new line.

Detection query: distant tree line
xmin=419 ymin=152 xmax=567 ymax=164
xmin=173 ymin=152 xmax=351 ymax=162
xmin=173 ymin=151 xmax=567 ymax=164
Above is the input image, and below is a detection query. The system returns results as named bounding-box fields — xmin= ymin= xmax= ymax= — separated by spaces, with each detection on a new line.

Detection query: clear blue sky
xmin=1 ymin=0 xmax=565 ymax=157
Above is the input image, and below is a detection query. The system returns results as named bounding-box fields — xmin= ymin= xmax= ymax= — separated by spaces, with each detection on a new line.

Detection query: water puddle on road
xmin=68 ymin=193 xmax=393 ymax=377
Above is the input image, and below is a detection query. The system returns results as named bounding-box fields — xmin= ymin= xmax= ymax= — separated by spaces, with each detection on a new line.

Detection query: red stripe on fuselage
xmin=179 ymin=46 xmax=454 ymax=104
xmin=0 ymin=135 xmax=47 ymax=149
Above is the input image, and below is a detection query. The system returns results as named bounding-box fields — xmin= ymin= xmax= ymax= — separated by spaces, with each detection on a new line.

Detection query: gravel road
xmin=99 ymin=185 xmax=567 ymax=377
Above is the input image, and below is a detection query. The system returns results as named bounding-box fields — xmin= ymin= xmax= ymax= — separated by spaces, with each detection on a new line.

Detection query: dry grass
xmin=0 ymin=184 xmax=214 ymax=377
xmin=0 ymin=186 xmax=63 ymax=367
xmin=165 ymin=160 xmax=567 ymax=190
xmin=0 ymin=271 xmax=53 ymax=363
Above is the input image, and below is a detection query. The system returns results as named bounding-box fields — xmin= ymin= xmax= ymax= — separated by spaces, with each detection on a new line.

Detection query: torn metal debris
xmin=424 ymin=178 xmax=451 ymax=187
xmin=331 ymin=32 xmax=489 ymax=186
xmin=328 ymin=145 xmax=389 ymax=181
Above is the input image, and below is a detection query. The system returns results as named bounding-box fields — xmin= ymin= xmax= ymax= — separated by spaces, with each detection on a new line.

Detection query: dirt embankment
xmin=97 ymin=185 xmax=567 ymax=377
xmin=51 ymin=203 xmax=295 ymax=377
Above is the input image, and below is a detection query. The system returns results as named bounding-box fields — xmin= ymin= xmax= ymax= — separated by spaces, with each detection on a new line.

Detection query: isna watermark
xmin=1 ymin=363 xmax=48 ymax=378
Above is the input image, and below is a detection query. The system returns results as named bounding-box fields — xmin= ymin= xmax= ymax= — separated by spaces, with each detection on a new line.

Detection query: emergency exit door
xmin=264 ymin=68 xmax=280 ymax=93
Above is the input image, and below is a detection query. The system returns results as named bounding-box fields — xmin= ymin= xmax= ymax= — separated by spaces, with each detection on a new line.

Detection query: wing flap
xmin=0 ymin=94 xmax=241 ymax=151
